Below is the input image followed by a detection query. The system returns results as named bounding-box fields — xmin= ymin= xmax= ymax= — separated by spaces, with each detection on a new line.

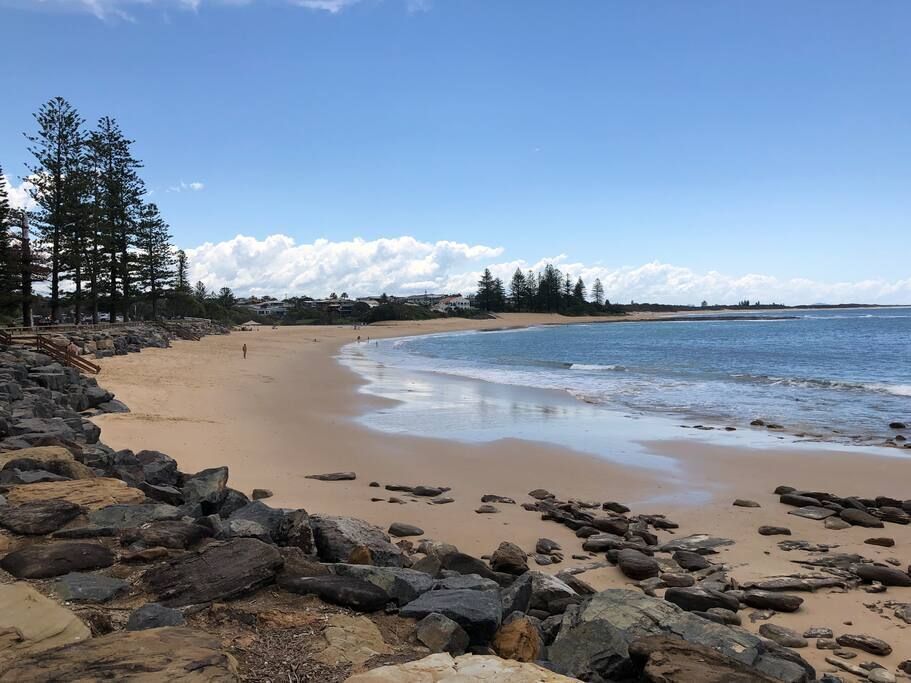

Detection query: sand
xmin=92 ymin=313 xmax=911 ymax=673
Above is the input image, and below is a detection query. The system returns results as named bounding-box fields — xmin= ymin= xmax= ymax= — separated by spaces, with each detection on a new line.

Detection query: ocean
xmin=340 ymin=307 xmax=911 ymax=462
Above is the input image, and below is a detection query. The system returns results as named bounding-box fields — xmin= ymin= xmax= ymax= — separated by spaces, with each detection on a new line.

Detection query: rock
xmin=616 ymin=548 xmax=660 ymax=580
xmin=388 ymin=522 xmax=424 ymax=537
xmin=492 ymin=615 xmax=543 ymax=662
xmin=345 ymin=653 xmax=575 ymax=682
xmin=0 ymin=499 xmax=83 ymax=535
xmin=4 ymin=478 xmax=144 ymax=509
xmin=314 ymin=613 xmax=392 ymax=667
xmin=556 ymin=571 xmax=596 ymax=596
xmin=181 ymin=466 xmax=228 ymax=513
xmin=742 ymin=577 xmax=845 ymax=592
xmin=536 ymin=538 xmax=561 ymax=554
xmin=788 ymin=506 xmax=836 ymax=520
xmin=734 ymin=499 xmax=761 ymax=508
xmin=839 ymin=508 xmax=884 ymax=528
xmin=88 ymin=502 xmax=181 ymax=528
xmin=528 ymin=489 xmax=555 ymax=500
xmin=742 ymin=590 xmax=804 ymax=613
xmin=549 ymin=589 xmax=812 ymax=683
xmin=705 ymin=607 xmax=741 ymax=625
xmin=0 ymin=583 xmax=91 ymax=668
xmin=306 ymin=471 xmax=356 ymax=481
xmin=416 ymin=613 xmax=470 ymax=655
xmin=0 ymin=627 xmax=237 ymax=682
xmin=673 ymin=550 xmax=711 ymax=571
xmin=759 ymin=623 xmax=808 ymax=648
xmin=501 ymin=571 xmax=578 ymax=616
xmin=311 ymin=515 xmax=403 ymax=567
xmin=476 ymin=504 xmax=500 ymax=514
xmin=282 ymin=575 xmax=390 ymax=612
xmin=329 ymin=563 xmax=434 ymax=605
xmin=126 ymin=602 xmax=186 ymax=630
xmin=661 ymin=573 xmax=696 ymax=588
xmin=835 ymin=634 xmax=892 ymax=656
xmin=228 ymin=500 xmax=287 ymax=541
xmin=284 ymin=508 xmax=314 ymax=553
xmin=665 ymin=586 xmax=739 ymax=613
xmin=441 ymin=553 xmax=512 ymax=586
xmin=53 ymin=572 xmax=129 ymax=603
xmin=215 ymin=488 xmax=249 ymax=518
xmin=889 ymin=422 xmax=907 ymax=429
xmin=490 ymin=541 xmax=528 ymax=575
xmin=251 ymin=488 xmax=273 ymax=500
xmin=659 ymin=534 xmax=734 ymax=554
xmin=628 ymin=634 xmax=785 ymax=682
xmin=143 ymin=538 xmax=283 ymax=606
xmin=134 ymin=450 xmax=179 ymax=486
xmin=603 ymin=501 xmax=630 ymax=513
xmin=413 ymin=485 xmax=445 ymax=497
xmin=1 ymin=542 xmax=115 ymax=579
xmin=759 ymin=526 xmax=792 ymax=536
xmin=121 ymin=520 xmax=212 ymax=549
xmin=865 ymin=537 xmax=895 ymax=547
xmin=481 ymin=494 xmax=516 ymax=504
xmin=825 ymin=517 xmax=852 ymax=530
xmin=780 ymin=493 xmax=822 ymax=507
xmin=868 ymin=669 xmax=895 ymax=683
xmin=802 ymin=627 xmax=833 ymax=639
xmin=400 ymin=589 xmax=503 ymax=644
xmin=816 ymin=639 xmax=839 ymax=650
xmin=854 ymin=564 xmax=911 ymax=587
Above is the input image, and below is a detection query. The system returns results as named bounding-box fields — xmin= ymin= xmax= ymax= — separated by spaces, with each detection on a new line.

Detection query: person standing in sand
xmin=242 ymin=343 xmax=247 ymax=359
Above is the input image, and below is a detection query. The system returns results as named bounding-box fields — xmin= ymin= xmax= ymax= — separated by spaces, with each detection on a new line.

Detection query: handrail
xmin=0 ymin=329 xmax=10 ymax=346
xmin=35 ymin=335 xmax=101 ymax=375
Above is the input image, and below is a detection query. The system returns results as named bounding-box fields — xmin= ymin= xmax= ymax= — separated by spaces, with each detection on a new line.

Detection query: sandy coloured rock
xmin=345 ymin=653 xmax=575 ymax=682
xmin=4 ymin=478 xmax=145 ymax=510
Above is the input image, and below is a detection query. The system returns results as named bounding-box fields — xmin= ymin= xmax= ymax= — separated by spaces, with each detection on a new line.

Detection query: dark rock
xmin=788 ymin=506 xmax=836 ymax=521
xmin=134 ymin=450 xmax=179 ymax=486
xmin=889 ymin=422 xmax=907 ymax=429
xmin=673 ymin=550 xmax=711 ymax=571
xmin=54 ymin=572 xmax=129 ymax=603
xmin=803 ymin=627 xmax=833 ymax=639
xmin=412 ymin=485 xmax=445 ymax=497
xmin=865 ymin=537 xmax=895 ymax=547
xmin=415 ymin=612 xmax=469 ymax=655
xmin=52 ymin=525 xmax=118 ymax=539
xmin=139 ymin=482 xmax=184 ymax=506
xmin=706 ymin=607 xmax=741 ymax=625
xmin=441 ymin=552 xmax=512 ymax=586
xmin=435 ymin=574 xmax=500 ymax=591
xmin=665 ymin=586 xmax=739 ymax=613
xmin=329 ymin=563 xmax=434 ymax=606
xmin=780 ymin=493 xmax=822 ymax=507
xmin=311 ymin=515 xmax=402 ymax=567
xmin=88 ymin=503 xmax=180 ymax=529
xmin=839 ymin=508 xmax=884 ymax=528
xmin=591 ymin=517 xmax=629 ymax=536
xmin=536 ymin=538 xmax=561 ymax=554
xmin=550 ymin=589 xmax=812 ymax=683
xmin=251 ymin=488 xmax=273 ymax=500
xmin=400 ymin=588 xmax=503 ymax=644
xmin=659 ymin=534 xmax=734 ymax=554
xmin=825 ymin=517 xmax=853 ymax=530
xmin=283 ymin=575 xmax=389 ymax=612
xmin=0 ymin=499 xmax=83 ymax=534
xmin=228 ymin=501 xmax=287 ymax=542
xmin=835 ymin=633 xmax=892 ymax=656
xmin=661 ymin=573 xmax=695 ymax=588
xmin=759 ymin=623 xmax=808 ymax=648
xmin=180 ymin=466 xmax=228 ymax=514
xmin=759 ymin=526 xmax=792 ymax=536
xmin=602 ymin=501 xmax=630 ymax=514
xmin=142 ymin=538 xmax=282 ymax=606
xmin=481 ymin=494 xmax=515 ymax=504
xmin=0 ymin=542 xmax=115 ymax=578
xmin=774 ymin=485 xmax=796 ymax=494
xmin=126 ymin=602 xmax=186 ymax=631
xmin=628 ymin=634 xmax=785 ymax=682
xmin=617 ymin=549 xmax=660 ymax=580
xmin=854 ymin=564 xmax=911 ymax=587
xmin=120 ymin=520 xmax=211 ymax=550
xmin=742 ymin=590 xmax=803 ymax=612
xmin=215 ymin=487 xmax=249 ymax=518
xmin=734 ymin=499 xmax=761 ymax=508
xmin=490 ymin=541 xmax=528 ymax=575
xmin=388 ymin=522 xmax=424 ymax=537
xmin=475 ymin=504 xmax=499 ymax=514
xmin=528 ymin=489 xmax=555 ymax=500
xmin=305 ymin=471 xmax=356 ymax=481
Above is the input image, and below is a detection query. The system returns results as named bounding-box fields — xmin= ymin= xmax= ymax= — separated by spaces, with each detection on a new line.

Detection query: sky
xmin=1 ymin=0 xmax=910 ymax=304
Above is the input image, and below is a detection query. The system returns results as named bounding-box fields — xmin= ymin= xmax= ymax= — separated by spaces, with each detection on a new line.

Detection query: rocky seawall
xmin=0 ymin=330 xmax=909 ymax=682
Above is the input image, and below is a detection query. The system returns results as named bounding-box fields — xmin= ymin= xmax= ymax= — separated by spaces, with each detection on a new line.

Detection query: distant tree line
xmin=0 ymin=97 xmax=194 ymax=326
xmin=476 ymin=266 xmax=623 ymax=315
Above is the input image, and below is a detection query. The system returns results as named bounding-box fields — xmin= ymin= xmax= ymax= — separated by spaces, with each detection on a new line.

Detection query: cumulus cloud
xmin=1 ymin=175 xmax=37 ymax=212
xmin=183 ymin=233 xmax=911 ymax=305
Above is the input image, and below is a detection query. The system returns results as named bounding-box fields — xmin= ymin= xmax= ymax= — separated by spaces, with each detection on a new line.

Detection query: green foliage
xmin=364 ymin=303 xmax=442 ymax=323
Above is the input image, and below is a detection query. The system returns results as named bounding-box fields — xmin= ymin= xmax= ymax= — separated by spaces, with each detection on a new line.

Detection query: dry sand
xmin=92 ymin=314 xmax=911 ymax=673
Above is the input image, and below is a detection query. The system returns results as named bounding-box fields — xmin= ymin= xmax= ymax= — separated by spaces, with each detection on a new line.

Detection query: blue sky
xmin=1 ymin=0 xmax=910 ymax=303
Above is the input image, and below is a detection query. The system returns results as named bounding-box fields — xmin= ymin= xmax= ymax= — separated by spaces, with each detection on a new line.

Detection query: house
xmin=239 ymin=300 xmax=289 ymax=318
xmin=433 ymin=295 xmax=473 ymax=313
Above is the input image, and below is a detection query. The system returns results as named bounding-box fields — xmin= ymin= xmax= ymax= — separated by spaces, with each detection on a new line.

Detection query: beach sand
xmin=92 ymin=314 xmax=911 ymax=673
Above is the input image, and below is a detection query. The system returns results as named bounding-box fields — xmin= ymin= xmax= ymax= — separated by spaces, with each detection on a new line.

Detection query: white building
xmin=433 ymin=295 xmax=473 ymax=313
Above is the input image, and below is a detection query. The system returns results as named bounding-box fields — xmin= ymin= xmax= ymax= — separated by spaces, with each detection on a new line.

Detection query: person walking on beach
xmin=242 ymin=343 xmax=247 ymax=359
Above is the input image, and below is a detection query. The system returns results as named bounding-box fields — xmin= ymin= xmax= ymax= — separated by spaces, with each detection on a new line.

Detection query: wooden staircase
xmin=35 ymin=335 xmax=101 ymax=374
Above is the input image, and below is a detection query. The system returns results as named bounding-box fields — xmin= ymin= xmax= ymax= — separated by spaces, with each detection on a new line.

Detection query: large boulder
xmin=548 ymin=589 xmax=812 ymax=683
xmin=854 ymin=564 xmax=911 ymax=587
xmin=120 ymin=520 xmax=212 ymax=549
xmin=665 ymin=586 xmax=740 ymax=613
xmin=0 ymin=627 xmax=237 ymax=682
xmin=344 ymin=653 xmax=575 ymax=682
xmin=4 ymin=478 xmax=144 ymax=509
xmin=328 ymin=563 xmax=434 ymax=606
xmin=0 ymin=499 xmax=83 ymax=535
xmin=134 ymin=450 xmax=180 ymax=486
xmin=490 ymin=541 xmax=528 ymax=575
xmin=1 ymin=542 xmax=115 ymax=579
xmin=282 ymin=575 xmax=390 ymax=612
xmin=492 ymin=615 xmax=544 ymax=662
xmin=501 ymin=571 xmax=578 ymax=616
xmin=617 ymin=548 xmax=660 ymax=580
xmin=53 ymin=572 xmax=129 ymax=603
xmin=88 ymin=503 xmax=181 ymax=528
xmin=181 ymin=466 xmax=229 ymax=513
xmin=126 ymin=603 xmax=186 ymax=631
xmin=628 ymin=635 xmax=785 ymax=682
xmin=400 ymin=589 xmax=503 ymax=644
xmin=311 ymin=515 xmax=402 ymax=567
xmin=142 ymin=538 xmax=283 ymax=606
xmin=416 ymin=613 xmax=470 ymax=655
xmin=0 ymin=583 xmax=91 ymax=669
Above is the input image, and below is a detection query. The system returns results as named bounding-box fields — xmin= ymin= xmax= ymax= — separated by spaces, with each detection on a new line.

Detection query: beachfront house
xmin=433 ymin=295 xmax=473 ymax=313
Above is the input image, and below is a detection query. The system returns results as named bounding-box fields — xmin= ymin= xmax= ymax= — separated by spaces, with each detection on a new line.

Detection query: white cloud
xmin=167 ymin=180 xmax=205 ymax=193
xmin=183 ymin=233 xmax=911 ymax=305
xmin=2 ymin=175 xmax=37 ymax=212
xmin=1 ymin=0 xmax=423 ymax=20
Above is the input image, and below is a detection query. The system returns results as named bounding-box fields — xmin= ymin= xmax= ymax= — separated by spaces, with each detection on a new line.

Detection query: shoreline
xmin=88 ymin=314 xmax=911 ymax=673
